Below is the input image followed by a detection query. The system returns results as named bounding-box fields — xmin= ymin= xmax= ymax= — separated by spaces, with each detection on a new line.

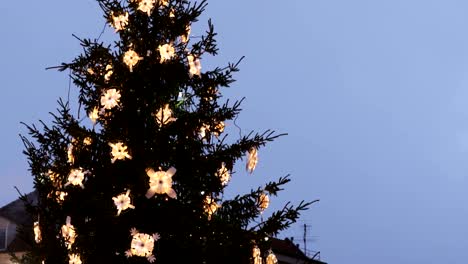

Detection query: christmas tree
xmin=18 ymin=0 xmax=312 ymax=263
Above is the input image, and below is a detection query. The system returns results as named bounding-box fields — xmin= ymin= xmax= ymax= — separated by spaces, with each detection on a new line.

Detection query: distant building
xmin=0 ymin=193 xmax=327 ymax=264
xmin=0 ymin=192 xmax=36 ymax=264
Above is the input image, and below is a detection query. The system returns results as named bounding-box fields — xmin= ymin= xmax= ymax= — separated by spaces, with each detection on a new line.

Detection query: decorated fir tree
xmin=18 ymin=0 xmax=312 ymax=263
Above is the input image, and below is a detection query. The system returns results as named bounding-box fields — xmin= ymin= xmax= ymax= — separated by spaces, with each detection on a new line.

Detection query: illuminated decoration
xmin=47 ymin=169 xmax=60 ymax=187
xmin=109 ymin=142 xmax=132 ymax=163
xmin=181 ymin=24 xmax=191 ymax=43
xmin=199 ymin=124 xmax=209 ymax=139
xmin=188 ymin=54 xmax=201 ymax=77
xmin=87 ymin=67 xmax=95 ymax=75
xmin=112 ymin=190 xmax=135 ymax=215
xmin=203 ymin=196 xmax=220 ymax=220
xmin=111 ymin=12 xmax=129 ymax=32
xmin=126 ymin=228 xmax=159 ymax=262
xmin=34 ymin=221 xmax=41 ymax=243
xmin=61 ymin=216 xmax=77 ymax=249
xmin=159 ymin=0 xmax=169 ymax=7
xmin=104 ymin=64 xmax=113 ymax=81
xmin=67 ymin=139 xmax=75 ymax=164
xmin=216 ymin=162 xmax=230 ymax=186
xmin=246 ymin=147 xmax=258 ymax=173
xmin=65 ymin=168 xmax=86 ymax=188
xmin=56 ymin=191 xmax=68 ymax=202
xmin=155 ymin=104 xmax=177 ymax=125
xmin=266 ymin=251 xmax=278 ymax=264
xmin=146 ymin=167 xmax=177 ymax=199
xmin=169 ymin=8 xmax=175 ymax=18
xmin=258 ymin=193 xmax=270 ymax=212
xmin=69 ymin=254 xmax=82 ymax=264
xmin=158 ymin=43 xmax=175 ymax=63
xmin=212 ymin=121 xmax=225 ymax=137
xmin=89 ymin=107 xmax=99 ymax=124
xmin=124 ymin=49 xmax=142 ymax=72
xmin=137 ymin=0 xmax=156 ymax=16
xmin=101 ymin=89 xmax=121 ymax=110
xmin=252 ymin=245 xmax=262 ymax=264
xmin=83 ymin=137 xmax=92 ymax=146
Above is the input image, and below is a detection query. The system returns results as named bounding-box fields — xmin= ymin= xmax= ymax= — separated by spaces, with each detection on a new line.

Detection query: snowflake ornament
xmin=111 ymin=12 xmax=129 ymax=32
xmin=216 ymin=162 xmax=230 ymax=186
xmin=246 ymin=147 xmax=258 ymax=173
xmin=126 ymin=228 xmax=159 ymax=262
xmin=124 ymin=49 xmax=142 ymax=72
xmin=109 ymin=142 xmax=132 ymax=163
xmin=65 ymin=168 xmax=86 ymax=188
xmin=34 ymin=221 xmax=41 ymax=243
xmin=61 ymin=216 xmax=77 ymax=249
xmin=258 ymin=193 xmax=270 ymax=212
xmin=101 ymin=89 xmax=121 ymax=110
xmin=68 ymin=254 xmax=82 ymax=264
xmin=146 ymin=167 xmax=177 ymax=199
xmin=158 ymin=43 xmax=175 ymax=63
xmin=266 ymin=251 xmax=278 ymax=264
xmin=155 ymin=104 xmax=177 ymax=126
xmin=188 ymin=54 xmax=201 ymax=77
xmin=137 ymin=0 xmax=156 ymax=16
xmin=203 ymin=196 xmax=220 ymax=220
xmin=113 ymin=190 xmax=135 ymax=215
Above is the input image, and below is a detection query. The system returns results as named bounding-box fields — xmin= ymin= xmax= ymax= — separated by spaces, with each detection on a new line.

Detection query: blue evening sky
xmin=2 ymin=1 xmax=468 ymax=263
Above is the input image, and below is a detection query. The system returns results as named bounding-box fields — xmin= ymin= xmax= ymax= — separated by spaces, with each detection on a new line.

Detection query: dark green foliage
xmin=19 ymin=0 xmax=312 ymax=263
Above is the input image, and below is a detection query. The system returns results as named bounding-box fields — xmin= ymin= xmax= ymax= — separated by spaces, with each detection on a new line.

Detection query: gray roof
xmin=0 ymin=191 xmax=37 ymax=226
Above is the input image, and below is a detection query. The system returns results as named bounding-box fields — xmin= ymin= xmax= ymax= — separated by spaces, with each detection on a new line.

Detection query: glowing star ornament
xmin=101 ymin=89 xmax=121 ymax=110
xmin=113 ymin=190 xmax=135 ymax=215
xmin=65 ymin=168 xmax=86 ymax=188
xmin=216 ymin=162 xmax=230 ymax=186
xmin=61 ymin=216 xmax=77 ymax=249
xmin=126 ymin=228 xmax=159 ymax=262
xmin=252 ymin=245 xmax=262 ymax=264
xmin=111 ymin=12 xmax=129 ymax=32
xmin=158 ymin=43 xmax=175 ymax=63
xmin=89 ymin=107 xmax=99 ymax=124
xmin=69 ymin=254 xmax=82 ymax=264
xmin=137 ymin=0 xmax=156 ymax=16
xmin=155 ymin=104 xmax=177 ymax=125
xmin=109 ymin=142 xmax=132 ymax=163
xmin=246 ymin=147 xmax=258 ymax=173
xmin=187 ymin=54 xmax=201 ymax=77
xmin=34 ymin=221 xmax=41 ymax=243
xmin=203 ymin=196 xmax=220 ymax=220
xmin=266 ymin=251 xmax=278 ymax=264
xmin=146 ymin=167 xmax=177 ymax=199
xmin=258 ymin=193 xmax=270 ymax=212
xmin=124 ymin=49 xmax=142 ymax=72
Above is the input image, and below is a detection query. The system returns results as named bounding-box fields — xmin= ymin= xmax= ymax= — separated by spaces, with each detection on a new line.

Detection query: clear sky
xmin=2 ymin=1 xmax=468 ymax=263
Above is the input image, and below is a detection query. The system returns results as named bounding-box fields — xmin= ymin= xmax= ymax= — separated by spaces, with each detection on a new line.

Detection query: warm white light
xmin=101 ymin=89 xmax=121 ymax=110
xmin=68 ymin=254 xmax=82 ymax=264
xmin=204 ymin=196 xmax=220 ymax=220
xmin=89 ymin=107 xmax=99 ymax=124
xmin=158 ymin=43 xmax=175 ymax=63
xmin=181 ymin=24 xmax=191 ymax=43
xmin=113 ymin=190 xmax=135 ymax=215
xmin=34 ymin=221 xmax=41 ymax=243
xmin=187 ymin=54 xmax=201 ymax=77
xmin=155 ymin=104 xmax=177 ymax=125
xmin=126 ymin=228 xmax=159 ymax=262
xmin=111 ymin=12 xmax=129 ymax=32
xmin=61 ymin=216 xmax=76 ymax=249
xmin=253 ymin=245 xmax=262 ymax=264
xmin=65 ymin=168 xmax=86 ymax=188
xmin=266 ymin=251 xmax=278 ymax=264
xmin=216 ymin=162 xmax=230 ymax=186
xmin=258 ymin=193 xmax=270 ymax=212
xmin=146 ymin=167 xmax=177 ymax=199
xmin=104 ymin=64 xmax=113 ymax=81
xmin=124 ymin=49 xmax=142 ymax=72
xmin=137 ymin=0 xmax=156 ymax=16
xmin=109 ymin=142 xmax=132 ymax=163
xmin=247 ymin=147 xmax=258 ymax=173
